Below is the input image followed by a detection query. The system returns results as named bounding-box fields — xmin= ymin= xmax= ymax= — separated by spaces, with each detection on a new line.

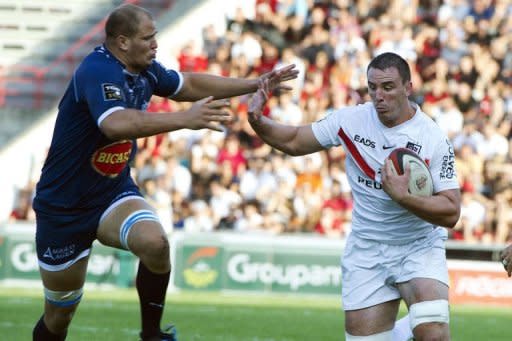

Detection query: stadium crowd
xmin=8 ymin=0 xmax=512 ymax=244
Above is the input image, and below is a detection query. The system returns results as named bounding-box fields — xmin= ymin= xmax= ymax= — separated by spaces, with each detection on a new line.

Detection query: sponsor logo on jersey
xmin=183 ymin=247 xmax=220 ymax=289
xmin=354 ymin=134 xmax=376 ymax=148
xmin=102 ymin=83 xmax=123 ymax=101
xmin=91 ymin=140 xmax=133 ymax=177
xmin=357 ymin=175 xmax=383 ymax=190
xmin=406 ymin=141 xmax=422 ymax=153
xmin=440 ymin=139 xmax=456 ymax=179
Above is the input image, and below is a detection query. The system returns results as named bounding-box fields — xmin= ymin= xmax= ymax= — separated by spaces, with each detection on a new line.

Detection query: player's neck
xmin=104 ymin=42 xmax=139 ymax=74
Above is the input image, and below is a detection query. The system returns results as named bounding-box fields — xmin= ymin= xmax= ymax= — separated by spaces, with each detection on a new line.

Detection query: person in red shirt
xmin=216 ymin=133 xmax=247 ymax=176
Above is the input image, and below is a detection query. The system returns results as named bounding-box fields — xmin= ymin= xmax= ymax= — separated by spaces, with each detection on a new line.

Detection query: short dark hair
xmin=105 ymin=4 xmax=153 ymax=39
xmin=367 ymin=52 xmax=411 ymax=84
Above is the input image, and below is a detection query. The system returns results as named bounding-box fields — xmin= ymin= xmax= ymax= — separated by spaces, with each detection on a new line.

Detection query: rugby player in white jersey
xmin=247 ymin=52 xmax=461 ymax=341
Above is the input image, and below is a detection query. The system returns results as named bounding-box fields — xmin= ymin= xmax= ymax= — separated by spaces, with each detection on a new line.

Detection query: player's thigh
xmin=396 ymin=229 xmax=450 ymax=305
xmin=97 ymin=198 xmax=167 ymax=255
xmin=40 ymin=256 xmax=89 ymax=290
xmin=397 ymin=278 xmax=449 ymax=306
xmin=345 ymin=299 xmax=400 ymax=335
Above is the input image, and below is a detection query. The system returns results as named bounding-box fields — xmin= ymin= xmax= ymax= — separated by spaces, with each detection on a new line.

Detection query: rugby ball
xmin=388 ymin=148 xmax=433 ymax=197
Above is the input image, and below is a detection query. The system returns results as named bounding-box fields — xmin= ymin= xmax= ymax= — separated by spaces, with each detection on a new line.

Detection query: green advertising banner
xmin=174 ymin=245 xmax=224 ymax=291
xmin=224 ymin=250 xmax=341 ymax=294
xmin=2 ymin=225 xmax=343 ymax=295
xmin=0 ymin=225 xmax=137 ymax=286
xmin=173 ymin=234 xmax=343 ymax=295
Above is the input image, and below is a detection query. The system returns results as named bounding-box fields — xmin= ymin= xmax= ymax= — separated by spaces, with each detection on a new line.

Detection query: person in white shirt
xmin=247 ymin=52 xmax=461 ymax=341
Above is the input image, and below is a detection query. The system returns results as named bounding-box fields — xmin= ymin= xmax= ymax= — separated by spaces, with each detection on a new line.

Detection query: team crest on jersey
xmin=91 ymin=140 xmax=132 ymax=177
xmin=406 ymin=141 xmax=422 ymax=154
xmin=102 ymin=83 xmax=123 ymax=101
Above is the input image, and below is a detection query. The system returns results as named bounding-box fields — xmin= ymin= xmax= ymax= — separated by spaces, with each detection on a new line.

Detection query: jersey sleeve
xmin=149 ymin=61 xmax=184 ymax=98
xmin=311 ymin=107 xmax=354 ymax=148
xmin=311 ymin=108 xmax=350 ymax=148
xmin=429 ymin=137 xmax=459 ymax=193
xmin=76 ymin=62 xmax=127 ymax=127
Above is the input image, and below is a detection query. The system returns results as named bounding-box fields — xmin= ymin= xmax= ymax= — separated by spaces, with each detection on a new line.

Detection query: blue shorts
xmin=35 ymin=186 xmax=143 ymax=271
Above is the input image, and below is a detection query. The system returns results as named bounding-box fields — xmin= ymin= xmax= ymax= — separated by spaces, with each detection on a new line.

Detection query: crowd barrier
xmin=1 ymin=222 xmax=511 ymax=306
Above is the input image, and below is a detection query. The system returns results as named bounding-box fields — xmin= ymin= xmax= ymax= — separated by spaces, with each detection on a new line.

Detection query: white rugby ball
xmin=388 ymin=147 xmax=433 ymax=197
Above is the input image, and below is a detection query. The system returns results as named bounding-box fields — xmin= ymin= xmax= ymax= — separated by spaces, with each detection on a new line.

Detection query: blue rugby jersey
xmin=33 ymin=45 xmax=183 ymax=213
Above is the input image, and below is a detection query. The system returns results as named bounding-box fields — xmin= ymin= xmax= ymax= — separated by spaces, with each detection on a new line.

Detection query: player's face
xmin=367 ymin=67 xmax=412 ymax=128
xmin=125 ymin=15 xmax=158 ymax=73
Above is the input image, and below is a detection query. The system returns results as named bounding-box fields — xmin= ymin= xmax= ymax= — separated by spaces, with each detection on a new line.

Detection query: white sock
xmin=392 ymin=314 xmax=414 ymax=341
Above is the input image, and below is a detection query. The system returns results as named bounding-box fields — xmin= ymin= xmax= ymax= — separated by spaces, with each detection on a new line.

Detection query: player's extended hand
xmin=381 ymin=158 xmax=410 ymax=203
xmin=187 ymin=96 xmax=233 ymax=132
xmin=500 ymin=244 xmax=512 ymax=277
xmin=259 ymin=64 xmax=298 ymax=93
xmin=248 ymin=79 xmax=271 ymax=123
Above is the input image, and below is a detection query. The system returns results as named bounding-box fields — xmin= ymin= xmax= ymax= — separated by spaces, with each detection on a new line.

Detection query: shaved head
xmin=105 ymin=4 xmax=153 ymax=40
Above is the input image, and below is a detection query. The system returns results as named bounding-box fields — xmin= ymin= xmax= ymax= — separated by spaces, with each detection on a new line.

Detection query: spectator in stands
xmin=9 ymin=187 xmax=35 ymax=222
xmin=12 ymin=0 xmax=511 ymax=276
xmin=183 ymin=199 xmax=214 ymax=232
xmin=202 ymin=24 xmax=226 ymax=61
xmin=315 ymin=180 xmax=352 ymax=238
xmin=456 ymin=189 xmax=489 ymax=243
xmin=30 ymin=4 xmax=298 ymax=341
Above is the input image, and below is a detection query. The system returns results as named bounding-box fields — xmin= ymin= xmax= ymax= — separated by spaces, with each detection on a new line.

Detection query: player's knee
xmin=44 ymin=288 xmax=83 ymax=331
xmin=409 ymin=299 xmax=449 ymax=340
xmin=136 ymin=232 xmax=170 ymax=270
xmin=413 ymin=322 xmax=449 ymax=341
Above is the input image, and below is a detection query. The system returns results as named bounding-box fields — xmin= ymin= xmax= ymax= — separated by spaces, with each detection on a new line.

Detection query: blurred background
xmin=0 ymin=0 xmax=511 ymax=306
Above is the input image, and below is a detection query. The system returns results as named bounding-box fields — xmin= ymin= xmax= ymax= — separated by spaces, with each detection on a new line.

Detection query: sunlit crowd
xmin=9 ymin=0 xmax=512 ymax=244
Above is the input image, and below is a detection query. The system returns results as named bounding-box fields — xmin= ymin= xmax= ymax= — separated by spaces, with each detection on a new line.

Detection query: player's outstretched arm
xmin=100 ymin=96 xmax=232 ymax=140
xmin=173 ymin=64 xmax=299 ymax=102
xmin=247 ymin=79 xmax=323 ymax=156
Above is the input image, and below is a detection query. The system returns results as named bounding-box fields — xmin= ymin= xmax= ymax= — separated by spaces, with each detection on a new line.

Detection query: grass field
xmin=1 ymin=286 xmax=511 ymax=340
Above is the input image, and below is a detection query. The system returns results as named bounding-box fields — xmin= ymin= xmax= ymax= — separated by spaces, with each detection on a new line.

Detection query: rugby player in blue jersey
xmin=31 ymin=4 xmax=298 ymax=341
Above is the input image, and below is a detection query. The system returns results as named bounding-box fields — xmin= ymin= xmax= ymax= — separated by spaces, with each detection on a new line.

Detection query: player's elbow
xmin=285 ymin=146 xmax=302 ymax=157
xmin=437 ymin=189 xmax=461 ymax=228
xmin=442 ymin=217 xmax=459 ymax=229
xmin=100 ymin=124 xmax=125 ymax=141
xmin=442 ymin=208 xmax=461 ymax=229
xmin=99 ymin=110 xmax=137 ymax=141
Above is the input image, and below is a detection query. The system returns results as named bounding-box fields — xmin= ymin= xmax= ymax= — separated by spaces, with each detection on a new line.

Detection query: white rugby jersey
xmin=312 ymin=102 xmax=459 ymax=243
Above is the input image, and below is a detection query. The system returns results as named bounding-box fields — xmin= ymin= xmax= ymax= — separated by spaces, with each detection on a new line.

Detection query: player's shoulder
xmin=145 ymin=60 xmax=180 ymax=81
xmin=76 ymin=45 xmax=122 ymax=78
xmin=414 ymin=108 xmax=446 ymax=137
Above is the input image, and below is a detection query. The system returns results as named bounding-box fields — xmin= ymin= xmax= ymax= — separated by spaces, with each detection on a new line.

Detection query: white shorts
xmin=341 ymin=227 xmax=449 ymax=311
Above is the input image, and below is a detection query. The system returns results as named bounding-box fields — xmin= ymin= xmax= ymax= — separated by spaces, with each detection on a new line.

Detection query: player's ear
xmin=117 ymin=35 xmax=130 ymax=52
xmin=405 ymin=81 xmax=412 ymax=97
